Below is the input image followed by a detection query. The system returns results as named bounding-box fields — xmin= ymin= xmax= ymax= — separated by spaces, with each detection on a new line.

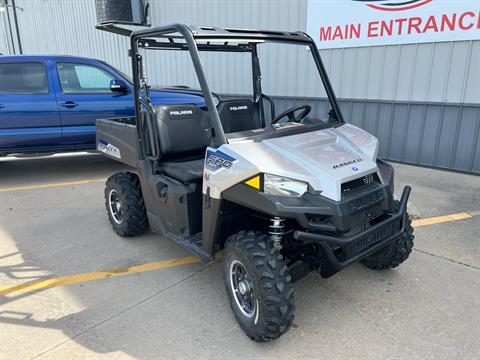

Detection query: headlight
xmin=263 ymin=174 xmax=308 ymax=197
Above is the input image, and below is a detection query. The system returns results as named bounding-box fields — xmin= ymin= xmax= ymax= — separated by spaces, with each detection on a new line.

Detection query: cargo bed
xmin=96 ymin=117 xmax=139 ymax=168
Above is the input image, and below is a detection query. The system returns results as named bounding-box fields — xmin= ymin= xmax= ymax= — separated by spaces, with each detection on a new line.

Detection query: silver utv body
xmin=205 ymin=123 xmax=379 ymax=202
xmin=96 ymin=23 xmax=411 ymax=273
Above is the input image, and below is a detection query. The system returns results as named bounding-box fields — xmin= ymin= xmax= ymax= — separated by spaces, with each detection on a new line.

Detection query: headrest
xmin=155 ymin=104 xmax=210 ymax=156
xmin=216 ymin=99 xmax=260 ymax=133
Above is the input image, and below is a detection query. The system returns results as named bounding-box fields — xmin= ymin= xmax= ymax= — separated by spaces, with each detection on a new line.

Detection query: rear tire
xmin=361 ymin=208 xmax=414 ymax=270
xmin=223 ymin=230 xmax=295 ymax=342
xmin=104 ymin=172 xmax=148 ymax=237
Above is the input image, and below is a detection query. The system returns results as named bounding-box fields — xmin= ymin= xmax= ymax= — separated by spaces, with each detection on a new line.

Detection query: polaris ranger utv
xmin=96 ymin=23 xmax=414 ymax=342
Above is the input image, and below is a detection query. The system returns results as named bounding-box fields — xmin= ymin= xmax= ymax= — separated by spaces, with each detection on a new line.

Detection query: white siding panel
xmin=411 ymin=43 xmax=433 ymax=102
xmin=445 ymin=41 xmax=471 ymax=103
xmin=0 ymin=14 xmax=10 ymax=54
xmin=380 ymin=46 xmax=401 ymax=101
xmin=465 ymin=41 xmax=480 ymax=104
xmin=353 ymin=47 xmax=370 ymax=99
xmin=396 ymin=44 xmax=417 ymax=101
xmin=365 ymin=46 xmax=384 ymax=99
xmin=428 ymin=42 xmax=452 ymax=102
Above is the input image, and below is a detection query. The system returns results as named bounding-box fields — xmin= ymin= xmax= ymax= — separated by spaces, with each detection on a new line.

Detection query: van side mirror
xmin=110 ymin=79 xmax=129 ymax=93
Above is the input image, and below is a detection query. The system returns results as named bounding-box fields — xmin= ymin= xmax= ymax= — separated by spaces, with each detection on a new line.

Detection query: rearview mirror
xmin=110 ymin=79 xmax=129 ymax=93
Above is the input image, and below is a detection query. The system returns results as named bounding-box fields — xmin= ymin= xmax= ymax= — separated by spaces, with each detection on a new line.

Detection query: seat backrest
xmin=155 ymin=104 xmax=210 ymax=158
xmin=216 ymin=99 xmax=261 ymax=133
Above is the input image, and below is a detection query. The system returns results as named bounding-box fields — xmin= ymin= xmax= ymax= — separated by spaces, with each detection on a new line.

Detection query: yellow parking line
xmin=0 ymin=210 xmax=476 ymax=298
xmin=0 ymin=255 xmax=200 ymax=296
xmin=412 ymin=212 xmax=472 ymax=228
xmin=0 ymin=178 xmax=106 ymax=193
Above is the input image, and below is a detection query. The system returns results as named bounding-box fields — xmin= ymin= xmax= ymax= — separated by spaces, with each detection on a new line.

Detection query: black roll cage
xmin=108 ymin=23 xmax=345 ymax=154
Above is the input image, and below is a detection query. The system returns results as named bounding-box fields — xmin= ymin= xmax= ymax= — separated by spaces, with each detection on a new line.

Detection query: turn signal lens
xmin=244 ymin=175 xmax=261 ymax=190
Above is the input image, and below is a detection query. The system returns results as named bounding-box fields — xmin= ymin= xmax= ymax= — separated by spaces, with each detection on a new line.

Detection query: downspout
xmin=4 ymin=1 xmax=16 ymax=54
xmin=11 ymin=0 xmax=21 ymax=54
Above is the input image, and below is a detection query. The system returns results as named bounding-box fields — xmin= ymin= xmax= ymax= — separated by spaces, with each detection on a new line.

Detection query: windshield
xmin=137 ymin=36 xmax=341 ymax=143
xmin=257 ymin=42 xmax=331 ymax=123
xmin=103 ymin=62 xmax=133 ymax=84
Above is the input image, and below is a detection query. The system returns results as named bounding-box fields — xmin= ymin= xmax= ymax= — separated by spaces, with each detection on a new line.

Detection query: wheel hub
xmin=230 ymin=259 xmax=256 ymax=318
xmin=238 ymin=279 xmax=252 ymax=296
xmin=108 ymin=189 xmax=123 ymax=224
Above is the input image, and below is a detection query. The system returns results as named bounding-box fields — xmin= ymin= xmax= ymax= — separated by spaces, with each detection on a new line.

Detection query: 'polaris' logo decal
xmin=169 ymin=110 xmax=193 ymax=116
xmin=332 ymin=158 xmax=363 ymax=169
xmin=98 ymin=140 xmax=121 ymax=159
xmin=229 ymin=105 xmax=248 ymax=111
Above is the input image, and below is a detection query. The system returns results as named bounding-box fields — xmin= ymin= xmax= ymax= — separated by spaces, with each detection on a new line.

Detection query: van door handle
xmin=60 ymin=101 xmax=78 ymax=108
xmin=0 ymin=104 xmax=5 ymax=109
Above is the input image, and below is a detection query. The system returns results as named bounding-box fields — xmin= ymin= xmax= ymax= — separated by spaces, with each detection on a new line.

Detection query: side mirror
xmin=110 ymin=79 xmax=129 ymax=93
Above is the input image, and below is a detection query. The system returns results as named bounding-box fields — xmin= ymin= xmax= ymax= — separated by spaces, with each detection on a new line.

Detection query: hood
xmin=215 ymin=124 xmax=380 ymax=201
xmin=149 ymin=88 xmax=206 ymax=107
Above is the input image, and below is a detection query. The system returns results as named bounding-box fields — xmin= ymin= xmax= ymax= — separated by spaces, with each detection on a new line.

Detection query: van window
xmin=57 ymin=63 xmax=115 ymax=94
xmin=0 ymin=62 xmax=49 ymax=94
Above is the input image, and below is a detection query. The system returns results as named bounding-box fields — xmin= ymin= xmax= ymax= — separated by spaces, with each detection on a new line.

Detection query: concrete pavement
xmin=0 ymin=154 xmax=479 ymax=359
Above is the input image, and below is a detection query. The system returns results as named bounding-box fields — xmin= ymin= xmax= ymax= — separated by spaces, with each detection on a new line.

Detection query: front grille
xmin=342 ymin=173 xmax=380 ymax=194
xmin=350 ymin=203 xmax=384 ymax=229
xmin=349 ymin=219 xmax=401 ymax=254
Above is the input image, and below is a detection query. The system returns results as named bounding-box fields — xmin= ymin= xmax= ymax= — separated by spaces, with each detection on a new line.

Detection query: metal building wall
xmin=3 ymin=0 xmax=480 ymax=173
xmin=0 ymin=11 xmax=12 ymax=54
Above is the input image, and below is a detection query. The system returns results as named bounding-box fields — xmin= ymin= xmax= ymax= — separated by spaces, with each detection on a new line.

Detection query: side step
xmin=166 ymin=232 xmax=211 ymax=261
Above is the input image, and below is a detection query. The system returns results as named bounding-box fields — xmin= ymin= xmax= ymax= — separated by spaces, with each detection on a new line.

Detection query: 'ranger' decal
xmin=98 ymin=140 xmax=121 ymax=159
xmin=332 ymin=158 xmax=362 ymax=169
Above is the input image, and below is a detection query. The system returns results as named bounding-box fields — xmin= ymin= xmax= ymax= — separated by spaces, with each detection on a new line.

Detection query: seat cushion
xmin=161 ymin=159 xmax=204 ymax=183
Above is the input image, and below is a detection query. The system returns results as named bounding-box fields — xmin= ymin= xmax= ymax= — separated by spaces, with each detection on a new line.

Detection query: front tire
xmin=361 ymin=210 xmax=414 ymax=270
xmin=223 ymin=231 xmax=295 ymax=342
xmin=104 ymin=172 xmax=148 ymax=237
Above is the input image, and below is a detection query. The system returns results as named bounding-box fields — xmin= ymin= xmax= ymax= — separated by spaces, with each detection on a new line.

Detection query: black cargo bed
xmin=96 ymin=117 xmax=139 ymax=168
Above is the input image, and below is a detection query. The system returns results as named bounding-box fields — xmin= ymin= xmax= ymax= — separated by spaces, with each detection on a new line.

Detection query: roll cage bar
xmin=99 ymin=23 xmax=345 ymax=151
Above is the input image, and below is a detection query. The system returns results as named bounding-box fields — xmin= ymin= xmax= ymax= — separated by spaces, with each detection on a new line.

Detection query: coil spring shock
xmin=269 ymin=217 xmax=285 ymax=250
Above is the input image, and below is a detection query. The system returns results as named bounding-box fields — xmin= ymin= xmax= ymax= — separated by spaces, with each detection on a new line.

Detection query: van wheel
xmin=104 ymin=172 xmax=148 ymax=237
xmin=223 ymin=231 xmax=295 ymax=342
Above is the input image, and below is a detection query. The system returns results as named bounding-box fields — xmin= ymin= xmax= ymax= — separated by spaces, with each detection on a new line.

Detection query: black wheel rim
xmin=229 ymin=259 xmax=256 ymax=318
xmin=108 ymin=189 xmax=123 ymax=224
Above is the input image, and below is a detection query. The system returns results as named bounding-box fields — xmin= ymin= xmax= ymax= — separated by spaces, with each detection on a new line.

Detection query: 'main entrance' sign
xmin=306 ymin=0 xmax=480 ymax=49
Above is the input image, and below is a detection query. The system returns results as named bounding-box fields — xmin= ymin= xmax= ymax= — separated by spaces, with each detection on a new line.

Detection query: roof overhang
xmin=96 ymin=23 xmax=313 ymax=51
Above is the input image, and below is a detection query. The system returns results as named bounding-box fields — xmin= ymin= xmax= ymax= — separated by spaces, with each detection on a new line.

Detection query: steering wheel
xmin=271 ymin=104 xmax=312 ymax=124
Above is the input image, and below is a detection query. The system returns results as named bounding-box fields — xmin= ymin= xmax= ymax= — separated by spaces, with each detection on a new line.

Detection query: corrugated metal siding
xmin=14 ymin=0 xmax=131 ymax=74
xmin=10 ymin=0 xmax=479 ymax=103
xmin=0 ymin=14 xmax=10 ymax=54
xmin=2 ymin=0 xmax=479 ymax=172
xmin=0 ymin=12 xmax=11 ymax=54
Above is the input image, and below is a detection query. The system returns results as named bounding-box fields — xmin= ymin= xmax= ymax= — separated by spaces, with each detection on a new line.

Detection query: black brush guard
xmin=293 ymin=186 xmax=411 ymax=270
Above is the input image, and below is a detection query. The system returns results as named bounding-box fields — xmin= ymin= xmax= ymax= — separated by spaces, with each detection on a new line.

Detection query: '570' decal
xmin=205 ymin=150 xmax=236 ymax=171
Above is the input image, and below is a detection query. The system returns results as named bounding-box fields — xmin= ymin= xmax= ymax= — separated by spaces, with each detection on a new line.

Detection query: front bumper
xmin=293 ymin=186 xmax=411 ymax=270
